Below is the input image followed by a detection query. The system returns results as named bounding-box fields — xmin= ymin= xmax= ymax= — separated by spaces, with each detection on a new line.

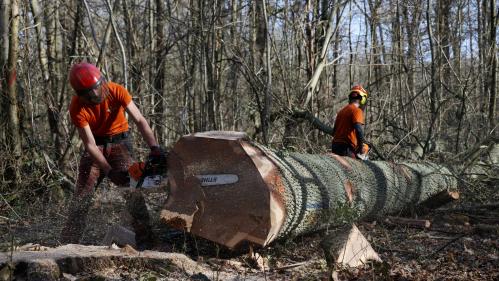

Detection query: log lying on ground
xmin=418 ymin=190 xmax=460 ymax=210
xmin=384 ymin=216 xmax=432 ymax=229
xmin=161 ymin=131 xmax=458 ymax=249
xmin=0 ymin=244 xmax=238 ymax=281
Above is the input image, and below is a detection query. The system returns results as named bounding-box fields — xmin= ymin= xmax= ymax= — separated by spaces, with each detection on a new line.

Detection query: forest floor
xmin=1 ymin=176 xmax=498 ymax=281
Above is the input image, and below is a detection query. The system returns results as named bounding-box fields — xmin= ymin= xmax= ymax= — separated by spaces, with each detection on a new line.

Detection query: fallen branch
xmin=273 ymin=261 xmax=313 ymax=271
xmin=384 ymin=216 xmax=431 ymax=229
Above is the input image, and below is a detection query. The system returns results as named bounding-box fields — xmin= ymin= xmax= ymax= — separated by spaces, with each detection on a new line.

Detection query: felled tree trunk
xmin=0 ymin=245 xmax=238 ymax=280
xmin=161 ymin=131 xmax=457 ymax=249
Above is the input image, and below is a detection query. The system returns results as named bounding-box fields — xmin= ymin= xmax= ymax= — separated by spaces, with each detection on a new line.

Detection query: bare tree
xmin=152 ymin=0 xmax=167 ymax=142
xmin=5 ymin=0 xmax=22 ymax=180
xmin=29 ymin=0 xmax=65 ymax=159
xmin=0 ymin=0 xmax=10 ymax=143
xmin=487 ymin=0 xmax=497 ymax=132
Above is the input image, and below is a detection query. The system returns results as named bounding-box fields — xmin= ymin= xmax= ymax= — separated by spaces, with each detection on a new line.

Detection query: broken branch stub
xmin=161 ymin=131 xmax=457 ymax=249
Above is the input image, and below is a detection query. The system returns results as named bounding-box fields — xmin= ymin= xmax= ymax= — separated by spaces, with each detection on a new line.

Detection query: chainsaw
xmin=128 ymin=158 xmax=168 ymax=189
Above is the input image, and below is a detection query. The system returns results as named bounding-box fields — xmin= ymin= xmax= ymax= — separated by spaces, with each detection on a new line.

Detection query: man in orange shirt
xmin=331 ymin=85 xmax=368 ymax=159
xmin=61 ymin=62 xmax=165 ymax=248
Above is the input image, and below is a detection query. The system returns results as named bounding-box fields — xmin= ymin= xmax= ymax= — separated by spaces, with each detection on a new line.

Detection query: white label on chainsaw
xmin=195 ymin=174 xmax=239 ymax=186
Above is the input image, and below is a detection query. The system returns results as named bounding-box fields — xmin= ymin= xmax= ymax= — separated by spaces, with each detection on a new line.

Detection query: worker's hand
xmin=356 ymin=143 xmax=369 ymax=154
xmin=355 ymin=143 xmax=370 ymax=161
xmin=148 ymin=145 xmax=168 ymax=174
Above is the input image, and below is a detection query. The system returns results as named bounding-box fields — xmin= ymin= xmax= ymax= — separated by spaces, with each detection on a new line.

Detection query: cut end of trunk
xmin=163 ymin=131 xmax=286 ymax=248
xmin=321 ymin=224 xmax=381 ymax=268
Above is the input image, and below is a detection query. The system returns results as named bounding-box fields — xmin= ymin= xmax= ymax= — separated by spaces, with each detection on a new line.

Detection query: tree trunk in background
xmin=30 ymin=0 xmax=62 ymax=159
xmin=367 ymin=0 xmax=382 ymax=87
xmin=228 ymin=0 xmax=241 ymax=131
xmin=477 ymin=0 xmax=493 ymax=133
xmin=154 ymin=0 xmax=167 ymax=143
xmin=49 ymin=1 xmax=65 ymax=159
xmin=5 ymin=0 xmax=21 ymax=180
xmin=391 ymin=0 xmax=402 ymax=131
xmin=368 ymin=0 xmax=383 ymax=136
xmin=106 ymin=0 xmax=128 ymax=87
xmin=261 ymin=0 xmax=272 ymax=145
xmin=402 ymin=1 xmax=422 ymax=132
xmin=436 ymin=0 xmax=451 ymax=142
xmin=425 ymin=0 xmax=438 ymax=156
xmin=202 ymin=0 xmax=224 ymax=131
xmin=148 ymin=0 xmax=155 ymax=123
xmin=331 ymin=1 xmax=341 ymax=99
xmin=487 ymin=0 xmax=497 ymax=132
xmin=122 ymin=0 xmax=139 ymax=93
xmin=0 ymin=0 xmax=10 ymax=143
xmin=162 ymin=131 xmax=458 ymax=249
xmin=451 ymin=1 xmax=464 ymax=153
xmin=254 ymin=0 xmax=267 ymax=142
xmin=347 ymin=1 xmax=353 ymax=86
xmin=0 ymin=0 xmax=7 ymax=62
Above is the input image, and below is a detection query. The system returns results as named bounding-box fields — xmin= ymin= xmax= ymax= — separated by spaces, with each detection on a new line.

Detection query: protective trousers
xmin=60 ymin=139 xmax=154 ymax=248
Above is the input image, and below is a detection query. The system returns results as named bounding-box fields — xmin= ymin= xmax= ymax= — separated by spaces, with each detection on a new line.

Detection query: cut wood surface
xmin=162 ymin=131 xmax=458 ymax=249
xmin=320 ymin=224 xmax=381 ymax=268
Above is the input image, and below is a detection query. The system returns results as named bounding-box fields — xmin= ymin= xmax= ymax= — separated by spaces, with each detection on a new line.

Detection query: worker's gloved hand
xmin=148 ymin=145 xmax=168 ymax=175
xmin=355 ymin=143 xmax=369 ymax=161
xmin=107 ymin=169 xmax=130 ymax=186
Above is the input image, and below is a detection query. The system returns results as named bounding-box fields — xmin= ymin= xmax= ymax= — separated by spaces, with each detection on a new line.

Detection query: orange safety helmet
xmin=69 ymin=62 xmax=103 ymax=93
xmin=349 ymin=85 xmax=368 ymax=106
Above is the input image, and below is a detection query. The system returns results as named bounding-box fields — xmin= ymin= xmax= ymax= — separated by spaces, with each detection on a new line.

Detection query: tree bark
xmin=303 ymin=1 xmax=344 ymax=108
xmin=261 ymin=0 xmax=272 ymax=145
xmin=161 ymin=131 xmax=458 ymax=249
xmin=5 ymin=0 xmax=22 ymax=179
xmin=424 ymin=0 xmax=439 ymax=156
xmin=105 ymin=0 xmax=127 ymax=87
xmin=487 ymin=0 xmax=497 ymax=131
xmin=0 ymin=0 xmax=8 ymax=64
xmin=153 ymin=0 xmax=167 ymax=142
xmin=0 ymin=0 xmax=9 ymax=143
xmin=29 ymin=0 xmax=64 ymax=159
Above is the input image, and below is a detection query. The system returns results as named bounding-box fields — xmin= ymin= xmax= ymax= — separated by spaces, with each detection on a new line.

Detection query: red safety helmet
xmin=69 ymin=62 xmax=103 ymax=92
xmin=349 ymin=85 xmax=368 ymax=106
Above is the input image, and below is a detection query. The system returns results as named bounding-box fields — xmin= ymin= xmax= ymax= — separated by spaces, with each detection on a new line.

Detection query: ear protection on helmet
xmin=358 ymin=92 xmax=368 ymax=105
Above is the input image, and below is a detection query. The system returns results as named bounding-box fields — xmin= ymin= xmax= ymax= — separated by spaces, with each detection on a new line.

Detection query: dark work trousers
xmin=60 ymin=137 xmax=154 ymax=247
xmin=331 ymin=142 xmax=356 ymax=159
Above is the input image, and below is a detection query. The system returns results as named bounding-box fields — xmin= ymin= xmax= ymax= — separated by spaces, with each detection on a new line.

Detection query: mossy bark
xmin=255 ymin=144 xmax=457 ymax=239
xmin=163 ymin=132 xmax=458 ymax=248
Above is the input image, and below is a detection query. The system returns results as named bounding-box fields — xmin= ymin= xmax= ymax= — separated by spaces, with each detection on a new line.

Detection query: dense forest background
xmin=0 ymin=0 xmax=497 ymax=196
